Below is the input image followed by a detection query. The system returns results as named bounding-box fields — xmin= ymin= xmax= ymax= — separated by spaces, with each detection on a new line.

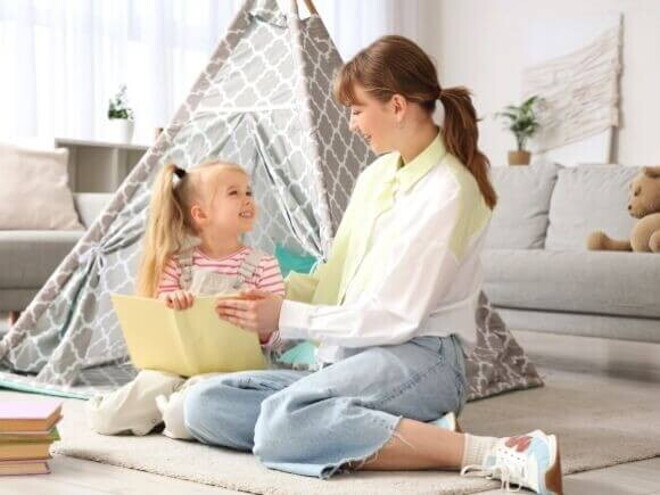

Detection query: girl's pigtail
xmin=135 ymin=164 xmax=188 ymax=297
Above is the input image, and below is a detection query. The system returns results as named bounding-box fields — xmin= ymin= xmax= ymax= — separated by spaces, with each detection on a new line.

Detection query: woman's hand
xmin=215 ymin=289 xmax=283 ymax=342
xmin=159 ymin=290 xmax=195 ymax=310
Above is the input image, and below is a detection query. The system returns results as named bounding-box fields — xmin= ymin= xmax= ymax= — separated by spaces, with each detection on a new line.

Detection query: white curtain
xmin=315 ymin=0 xmax=423 ymax=60
xmin=0 ymin=0 xmax=429 ymax=144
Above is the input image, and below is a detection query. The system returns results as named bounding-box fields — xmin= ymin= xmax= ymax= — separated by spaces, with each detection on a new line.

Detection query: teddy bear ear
xmin=642 ymin=166 xmax=660 ymax=178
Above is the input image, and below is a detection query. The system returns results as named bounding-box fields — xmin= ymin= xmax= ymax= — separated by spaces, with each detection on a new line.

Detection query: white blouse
xmin=279 ymin=135 xmax=492 ymax=364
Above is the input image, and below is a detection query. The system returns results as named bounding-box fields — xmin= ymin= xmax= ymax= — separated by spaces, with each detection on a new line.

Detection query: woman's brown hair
xmin=333 ymin=35 xmax=497 ymax=209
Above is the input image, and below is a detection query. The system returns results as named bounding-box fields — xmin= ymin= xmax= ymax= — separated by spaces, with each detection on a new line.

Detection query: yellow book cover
xmin=0 ymin=459 xmax=50 ymax=476
xmin=111 ymin=294 xmax=267 ymax=377
xmin=0 ymin=442 xmax=51 ymax=461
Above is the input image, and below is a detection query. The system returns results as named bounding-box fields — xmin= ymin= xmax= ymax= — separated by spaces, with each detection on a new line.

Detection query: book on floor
xmin=0 ymin=400 xmax=62 ymax=433
xmin=0 ymin=459 xmax=50 ymax=476
xmin=0 ymin=427 xmax=60 ymax=443
xmin=111 ymin=294 xmax=267 ymax=377
xmin=0 ymin=441 xmax=52 ymax=461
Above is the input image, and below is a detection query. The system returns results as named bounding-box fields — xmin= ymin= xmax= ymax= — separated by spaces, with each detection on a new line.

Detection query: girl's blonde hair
xmin=136 ymin=160 xmax=246 ymax=297
xmin=333 ymin=35 xmax=497 ymax=210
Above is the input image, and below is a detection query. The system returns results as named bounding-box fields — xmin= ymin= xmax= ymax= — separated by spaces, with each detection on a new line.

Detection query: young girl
xmin=87 ymin=160 xmax=285 ymax=439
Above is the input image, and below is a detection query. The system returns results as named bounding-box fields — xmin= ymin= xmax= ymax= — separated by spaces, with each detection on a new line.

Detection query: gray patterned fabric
xmin=0 ymin=0 xmax=541 ymax=402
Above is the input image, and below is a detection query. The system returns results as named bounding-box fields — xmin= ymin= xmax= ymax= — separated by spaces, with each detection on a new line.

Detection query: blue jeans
xmin=184 ymin=335 xmax=467 ymax=479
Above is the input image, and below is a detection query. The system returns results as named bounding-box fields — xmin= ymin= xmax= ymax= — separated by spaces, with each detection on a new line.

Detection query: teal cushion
xmin=277 ymin=340 xmax=318 ymax=367
xmin=275 ymin=244 xmax=317 ymax=277
xmin=273 ymin=244 xmax=319 ymax=367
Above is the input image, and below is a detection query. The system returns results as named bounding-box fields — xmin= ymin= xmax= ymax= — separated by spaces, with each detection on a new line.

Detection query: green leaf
xmin=495 ymin=95 xmax=543 ymax=150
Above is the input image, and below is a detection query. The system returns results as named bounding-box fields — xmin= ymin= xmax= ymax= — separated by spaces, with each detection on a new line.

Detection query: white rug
xmin=48 ymin=370 xmax=660 ymax=495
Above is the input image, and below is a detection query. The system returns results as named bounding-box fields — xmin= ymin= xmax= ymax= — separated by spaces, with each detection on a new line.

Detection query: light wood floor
xmin=2 ymin=327 xmax=659 ymax=495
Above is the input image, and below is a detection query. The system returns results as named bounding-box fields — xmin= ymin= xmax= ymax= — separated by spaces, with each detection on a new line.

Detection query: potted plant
xmin=107 ymin=84 xmax=135 ymax=143
xmin=496 ymin=95 xmax=541 ymax=166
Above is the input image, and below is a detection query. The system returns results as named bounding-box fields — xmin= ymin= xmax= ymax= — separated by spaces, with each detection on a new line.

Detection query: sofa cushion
xmin=0 ymin=230 xmax=83 ymax=287
xmin=545 ymin=165 xmax=639 ymax=251
xmin=485 ymin=163 xmax=560 ymax=249
xmin=483 ymin=249 xmax=660 ymax=319
xmin=73 ymin=193 xmax=112 ymax=229
xmin=0 ymin=145 xmax=83 ymax=230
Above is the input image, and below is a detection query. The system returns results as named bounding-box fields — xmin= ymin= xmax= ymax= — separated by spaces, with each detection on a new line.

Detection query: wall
xmin=432 ymin=0 xmax=660 ymax=166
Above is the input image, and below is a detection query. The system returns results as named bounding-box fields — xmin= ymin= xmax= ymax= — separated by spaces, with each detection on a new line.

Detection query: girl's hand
xmin=159 ymin=290 xmax=195 ymax=310
xmin=215 ymin=289 xmax=282 ymax=342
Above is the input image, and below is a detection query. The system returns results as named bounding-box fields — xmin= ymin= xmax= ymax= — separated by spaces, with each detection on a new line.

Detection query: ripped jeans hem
xmin=319 ymin=414 xmax=403 ymax=480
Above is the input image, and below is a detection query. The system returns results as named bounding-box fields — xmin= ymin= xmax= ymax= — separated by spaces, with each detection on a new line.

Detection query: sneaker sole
xmin=447 ymin=412 xmax=462 ymax=433
xmin=545 ymin=435 xmax=564 ymax=495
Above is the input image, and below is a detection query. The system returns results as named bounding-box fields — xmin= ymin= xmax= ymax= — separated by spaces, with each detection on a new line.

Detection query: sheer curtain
xmin=0 ymin=0 xmax=432 ymax=144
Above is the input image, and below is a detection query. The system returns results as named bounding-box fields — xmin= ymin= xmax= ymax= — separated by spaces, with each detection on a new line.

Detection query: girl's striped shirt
xmin=157 ymin=246 xmax=285 ymax=297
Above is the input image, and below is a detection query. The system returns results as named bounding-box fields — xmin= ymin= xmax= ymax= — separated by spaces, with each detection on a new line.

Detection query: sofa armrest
xmin=72 ymin=193 xmax=113 ymax=229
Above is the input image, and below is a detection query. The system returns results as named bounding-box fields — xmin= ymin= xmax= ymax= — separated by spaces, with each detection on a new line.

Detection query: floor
xmin=2 ymin=324 xmax=659 ymax=495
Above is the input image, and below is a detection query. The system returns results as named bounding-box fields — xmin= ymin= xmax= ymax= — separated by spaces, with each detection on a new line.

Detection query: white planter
xmin=107 ymin=119 xmax=134 ymax=143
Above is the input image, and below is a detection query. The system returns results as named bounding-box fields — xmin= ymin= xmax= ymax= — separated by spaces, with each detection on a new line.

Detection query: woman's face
xmin=348 ymin=84 xmax=397 ymax=155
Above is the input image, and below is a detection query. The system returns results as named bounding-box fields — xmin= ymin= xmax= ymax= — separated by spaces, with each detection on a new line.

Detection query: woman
xmin=184 ymin=35 xmax=562 ymax=495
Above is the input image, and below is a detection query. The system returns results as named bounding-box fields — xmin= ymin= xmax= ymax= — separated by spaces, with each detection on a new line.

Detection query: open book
xmin=111 ymin=294 xmax=267 ymax=377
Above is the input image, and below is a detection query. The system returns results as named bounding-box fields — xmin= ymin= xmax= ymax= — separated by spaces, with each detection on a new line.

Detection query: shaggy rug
xmin=36 ymin=369 xmax=660 ymax=494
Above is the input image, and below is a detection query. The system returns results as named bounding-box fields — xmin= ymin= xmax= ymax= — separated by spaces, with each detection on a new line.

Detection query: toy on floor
xmin=587 ymin=166 xmax=660 ymax=253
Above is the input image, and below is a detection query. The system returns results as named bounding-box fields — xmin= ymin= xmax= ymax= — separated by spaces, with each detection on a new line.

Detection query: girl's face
xmin=195 ymin=168 xmax=257 ymax=237
xmin=348 ymin=84 xmax=398 ymax=155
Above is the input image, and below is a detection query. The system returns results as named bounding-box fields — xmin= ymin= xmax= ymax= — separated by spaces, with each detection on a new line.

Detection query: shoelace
xmin=460 ymin=461 xmax=527 ymax=492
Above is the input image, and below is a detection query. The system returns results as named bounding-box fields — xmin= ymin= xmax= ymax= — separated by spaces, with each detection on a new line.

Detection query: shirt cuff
xmin=278 ymin=299 xmax=314 ymax=340
xmin=260 ymin=330 xmax=281 ymax=348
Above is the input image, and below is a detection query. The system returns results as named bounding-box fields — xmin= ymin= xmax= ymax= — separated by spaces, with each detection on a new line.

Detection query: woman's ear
xmin=391 ymin=94 xmax=407 ymax=124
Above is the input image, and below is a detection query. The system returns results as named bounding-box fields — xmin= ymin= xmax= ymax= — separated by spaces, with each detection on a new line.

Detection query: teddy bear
xmin=587 ymin=166 xmax=660 ymax=253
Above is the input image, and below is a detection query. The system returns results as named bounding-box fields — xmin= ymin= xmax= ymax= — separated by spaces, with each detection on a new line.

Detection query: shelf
xmin=55 ymin=137 xmax=151 ymax=152
xmin=55 ymin=138 xmax=150 ymax=193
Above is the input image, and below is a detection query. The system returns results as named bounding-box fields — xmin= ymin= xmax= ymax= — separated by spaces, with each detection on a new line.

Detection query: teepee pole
xmin=289 ymin=0 xmax=318 ymax=17
xmin=302 ymin=0 xmax=318 ymax=15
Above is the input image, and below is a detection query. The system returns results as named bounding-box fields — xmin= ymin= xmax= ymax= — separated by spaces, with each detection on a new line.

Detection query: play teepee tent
xmin=0 ymin=0 xmax=542 ymax=400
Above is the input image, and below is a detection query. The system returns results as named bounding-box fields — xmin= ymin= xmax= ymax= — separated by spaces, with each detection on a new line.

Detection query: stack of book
xmin=0 ymin=399 xmax=63 ymax=476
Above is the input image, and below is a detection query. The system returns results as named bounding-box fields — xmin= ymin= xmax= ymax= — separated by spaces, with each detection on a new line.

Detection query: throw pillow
xmin=0 ymin=144 xmax=83 ymax=230
xmin=274 ymin=243 xmax=318 ymax=277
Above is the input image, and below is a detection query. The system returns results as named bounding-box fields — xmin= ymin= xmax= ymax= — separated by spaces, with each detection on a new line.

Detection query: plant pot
xmin=508 ymin=150 xmax=531 ymax=166
xmin=107 ymin=119 xmax=134 ymax=143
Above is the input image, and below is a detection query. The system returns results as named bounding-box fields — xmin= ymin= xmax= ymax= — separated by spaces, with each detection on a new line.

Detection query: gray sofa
xmin=483 ymin=164 xmax=660 ymax=343
xmin=0 ymin=193 xmax=111 ymax=312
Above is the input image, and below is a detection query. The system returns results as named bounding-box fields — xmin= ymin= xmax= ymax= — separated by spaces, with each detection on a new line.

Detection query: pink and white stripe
xmin=157 ymin=246 xmax=285 ymax=297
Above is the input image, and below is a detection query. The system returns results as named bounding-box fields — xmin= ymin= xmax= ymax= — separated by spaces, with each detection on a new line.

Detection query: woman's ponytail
xmin=135 ymin=164 xmax=189 ymax=297
xmin=440 ymin=87 xmax=497 ymax=209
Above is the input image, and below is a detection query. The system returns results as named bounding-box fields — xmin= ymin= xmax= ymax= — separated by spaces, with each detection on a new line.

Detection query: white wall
xmin=433 ymin=0 xmax=660 ymax=166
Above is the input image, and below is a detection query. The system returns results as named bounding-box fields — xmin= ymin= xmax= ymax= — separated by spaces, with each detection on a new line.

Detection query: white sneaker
xmin=155 ymin=394 xmax=168 ymax=416
xmin=156 ymin=391 xmax=193 ymax=440
xmin=461 ymin=430 xmax=563 ymax=495
xmin=429 ymin=411 xmax=462 ymax=432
